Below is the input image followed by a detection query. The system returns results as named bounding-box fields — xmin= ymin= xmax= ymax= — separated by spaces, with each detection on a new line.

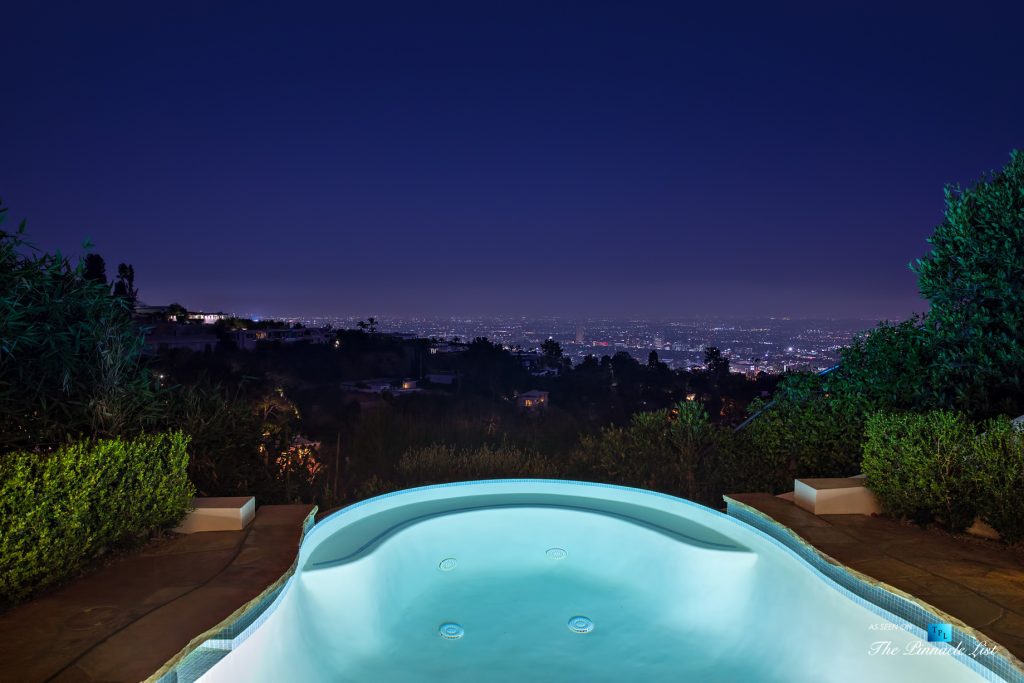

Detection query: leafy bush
xmin=0 ymin=211 xmax=158 ymax=450
xmin=396 ymin=442 xmax=557 ymax=487
xmin=573 ymin=401 xmax=722 ymax=503
xmin=0 ymin=432 xmax=194 ymax=602
xmin=732 ymin=373 xmax=868 ymax=490
xmin=163 ymin=382 xmax=320 ymax=504
xmin=862 ymin=411 xmax=978 ymax=530
xmin=704 ymin=403 xmax=859 ymax=503
xmin=971 ymin=417 xmax=1024 ymax=542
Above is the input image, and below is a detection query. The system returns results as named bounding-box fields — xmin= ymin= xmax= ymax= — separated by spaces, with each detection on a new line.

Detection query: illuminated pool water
xmin=193 ymin=481 xmax=1011 ymax=682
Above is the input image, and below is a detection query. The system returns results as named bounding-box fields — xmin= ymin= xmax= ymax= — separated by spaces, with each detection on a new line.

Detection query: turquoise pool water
xmin=195 ymin=481 xmax=1009 ymax=682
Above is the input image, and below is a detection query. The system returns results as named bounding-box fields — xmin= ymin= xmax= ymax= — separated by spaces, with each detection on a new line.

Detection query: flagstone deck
xmin=0 ymin=504 xmax=313 ymax=683
xmin=728 ymin=492 xmax=1024 ymax=662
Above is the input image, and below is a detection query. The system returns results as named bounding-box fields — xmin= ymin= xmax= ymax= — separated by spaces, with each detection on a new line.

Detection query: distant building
xmin=339 ymin=378 xmax=421 ymax=395
xmin=430 ymin=342 xmax=467 ymax=355
xmin=516 ymin=390 xmax=549 ymax=412
xmin=232 ymin=327 xmax=330 ymax=350
xmin=188 ymin=311 xmax=228 ymax=325
xmin=512 ymin=351 xmax=543 ymax=371
xmin=144 ymin=322 xmax=218 ymax=353
xmin=575 ymin=325 xmax=585 ymax=344
xmin=425 ymin=372 xmax=458 ymax=385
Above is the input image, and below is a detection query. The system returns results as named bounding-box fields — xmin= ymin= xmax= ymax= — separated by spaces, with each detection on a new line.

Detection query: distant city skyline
xmin=4 ymin=3 xmax=1022 ymax=319
xmin=232 ymin=313 xmax=872 ymax=374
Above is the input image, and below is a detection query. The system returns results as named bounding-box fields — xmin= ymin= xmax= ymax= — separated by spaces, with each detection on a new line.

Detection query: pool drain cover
xmin=546 ymin=547 xmax=567 ymax=560
xmin=567 ymin=616 xmax=594 ymax=634
xmin=439 ymin=623 xmax=465 ymax=639
xmin=438 ymin=558 xmax=458 ymax=571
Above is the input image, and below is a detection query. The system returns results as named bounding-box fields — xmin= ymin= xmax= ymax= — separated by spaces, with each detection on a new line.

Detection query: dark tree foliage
xmin=167 ymin=302 xmax=188 ymax=322
xmin=540 ymin=338 xmax=563 ymax=359
xmin=703 ymin=346 xmax=731 ymax=378
xmin=82 ymin=253 xmax=107 ymax=284
xmin=912 ymin=150 xmax=1024 ymax=419
xmin=827 ymin=317 xmax=937 ymax=412
xmin=111 ymin=262 xmax=138 ymax=304
xmin=0 ymin=207 xmax=157 ymax=449
xmin=766 ymin=151 xmax=1024 ymax=449
xmin=695 ymin=346 xmax=732 ymax=419
xmin=458 ymin=337 xmax=529 ymax=398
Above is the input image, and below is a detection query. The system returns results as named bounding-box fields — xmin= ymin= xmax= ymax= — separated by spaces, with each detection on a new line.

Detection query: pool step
xmin=174 ymin=496 xmax=256 ymax=534
xmin=793 ymin=477 xmax=882 ymax=515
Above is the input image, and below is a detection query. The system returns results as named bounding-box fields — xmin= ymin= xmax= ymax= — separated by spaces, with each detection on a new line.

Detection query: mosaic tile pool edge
xmin=147 ymin=508 xmax=318 ymax=683
xmin=725 ymin=496 xmax=1024 ymax=683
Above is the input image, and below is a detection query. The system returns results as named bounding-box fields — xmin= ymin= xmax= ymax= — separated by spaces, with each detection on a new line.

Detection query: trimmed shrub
xmin=972 ymin=418 xmax=1024 ymax=543
xmin=709 ymin=427 xmax=791 ymax=499
xmin=572 ymin=401 xmax=722 ymax=503
xmin=733 ymin=373 xmax=868 ymax=492
xmin=0 ymin=432 xmax=194 ymax=602
xmin=862 ymin=411 xmax=977 ymax=530
xmin=396 ymin=442 xmax=557 ymax=487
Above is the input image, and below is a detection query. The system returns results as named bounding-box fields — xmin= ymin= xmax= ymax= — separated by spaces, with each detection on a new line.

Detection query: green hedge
xmin=863 ymin=411 xmax=1024 ymax=540
xmin=0 ymin=432 xmax=195 ymax=602
xmin=572 ymin=402 xmax=720 ymax=503
xmin=862 ymin=411 xmax=978 ymax=530
xmin=972 ymin=418 xmax=1024 ymax=543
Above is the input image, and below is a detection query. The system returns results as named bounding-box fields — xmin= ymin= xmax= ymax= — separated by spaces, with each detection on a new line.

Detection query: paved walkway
xmin=729 ymin=493 xmax=1024 ymax=661
xmin=0 ymin=504 xmax=312 ymax=683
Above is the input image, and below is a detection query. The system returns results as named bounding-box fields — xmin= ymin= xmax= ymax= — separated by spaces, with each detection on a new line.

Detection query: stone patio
xmin=728 ymin=492 xmax=1024 ymax=661
xmin=0 ymin=504 xmax=313 ymax=683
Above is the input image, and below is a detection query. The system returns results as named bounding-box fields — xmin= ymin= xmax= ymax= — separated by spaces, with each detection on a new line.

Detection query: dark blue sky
xmin=2 ymin=2 xmax=1022 ymax=319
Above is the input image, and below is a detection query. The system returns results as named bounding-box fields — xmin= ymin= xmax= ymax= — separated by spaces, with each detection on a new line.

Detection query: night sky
xmin=3 ymin=2 xmax=1022 ymax=320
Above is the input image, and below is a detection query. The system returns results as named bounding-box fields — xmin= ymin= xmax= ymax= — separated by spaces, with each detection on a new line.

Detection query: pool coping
xmin=146 ymin=507 xmax=318 ymax=683
xmin=148 ymin=481 xmax=1024 ymax=682
xmin=725 ymin=495 xmax=1024 ymax=683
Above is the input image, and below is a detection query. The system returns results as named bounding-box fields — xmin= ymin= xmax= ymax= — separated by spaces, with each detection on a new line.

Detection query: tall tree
xmin=82 ymin=253 xmax=107 ymax=284
xmin=912 ymin=150 xmax=1024 ymax=418
xmin=112 ymin=262 xmax=138 ymax=304
xmin=167 ymin=302 xmax=188 ymax=322
xmin=703 ymin=346 xmax=730 ymax=378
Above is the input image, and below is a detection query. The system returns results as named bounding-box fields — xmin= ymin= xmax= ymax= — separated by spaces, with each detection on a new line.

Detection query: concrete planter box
xmin=794 ymin=477 xmax=882 ymax=515
xmin=174 ymin=496 xmax=256 ymax=533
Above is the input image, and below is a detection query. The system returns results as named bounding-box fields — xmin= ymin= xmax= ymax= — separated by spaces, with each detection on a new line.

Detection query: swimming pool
xmin=183 ymin=480 xmax=1017 ymax=682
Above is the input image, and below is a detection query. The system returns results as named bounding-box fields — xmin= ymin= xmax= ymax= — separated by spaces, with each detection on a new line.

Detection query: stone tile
xmin=899 ymin=557 xmax=995 ymax=578
xmin=137 ymin=530 xmax=243 ymax=556
xmin=887 ymin=574 xmax=967 ymax=597
xmin=916 ymin=593 xmax=1005 ymax=627
xmin=726 ymin=494 xmax=832 ymax=528
xmin=987 ymin=611 xmax=1024 ymax=655
xmin=0 ymin=504 xmax=312 ymax=683
xmin=844 ymin=556 xmax=933 ymax=580
xmin=795 ymin=526 xmax=859 ymax=547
